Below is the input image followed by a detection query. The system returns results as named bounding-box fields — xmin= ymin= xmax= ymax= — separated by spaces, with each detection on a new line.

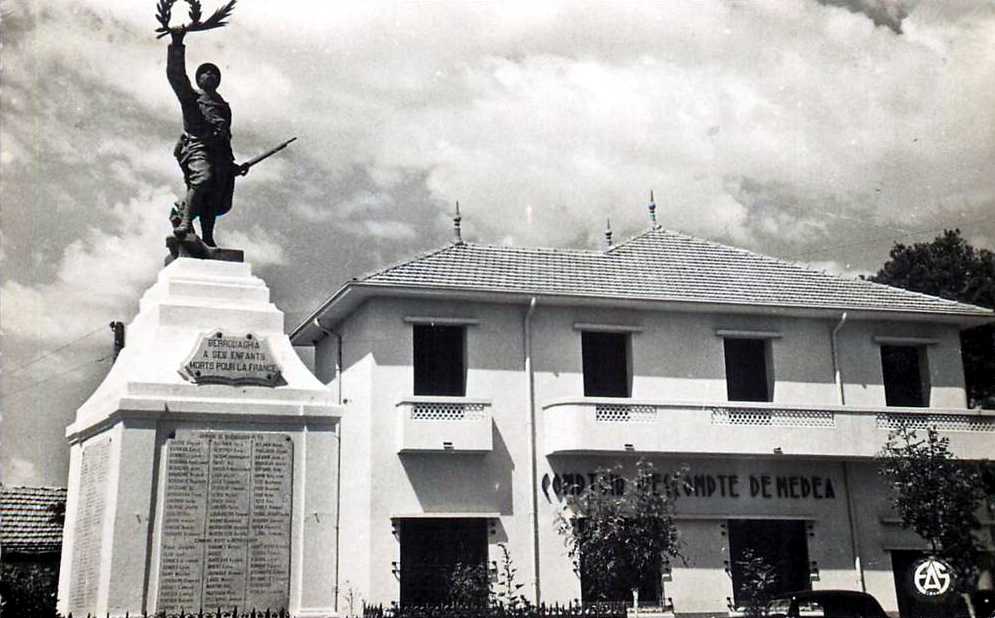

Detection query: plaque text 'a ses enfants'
xmin=180 ymin=331 xmax=285 ymax=387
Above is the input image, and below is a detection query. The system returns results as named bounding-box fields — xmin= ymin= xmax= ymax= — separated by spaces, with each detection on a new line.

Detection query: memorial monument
xmin=56 ymin=3 xmax=341 ymax=616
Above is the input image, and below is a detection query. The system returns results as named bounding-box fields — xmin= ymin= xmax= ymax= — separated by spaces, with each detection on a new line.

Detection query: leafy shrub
xmin=0 ymin=561 xmax=60 ymax=618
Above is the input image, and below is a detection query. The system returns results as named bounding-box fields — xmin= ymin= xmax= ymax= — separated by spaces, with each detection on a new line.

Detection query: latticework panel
xmin=711 ymin=408 xmax=835 ymax=428
xmin=410 ymin=402 xmax=487 ymax=421
xmin=595 ymin=404 xmax=657 ymax=423
xmin=877 ymin=413 xmax=995 ymax=433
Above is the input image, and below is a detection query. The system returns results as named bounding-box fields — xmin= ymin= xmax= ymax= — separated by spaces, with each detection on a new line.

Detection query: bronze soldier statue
xmin=157 ymin=1 xmax=293 ymax=255
xmin=165 ymin=26 xmax=247 ymax=247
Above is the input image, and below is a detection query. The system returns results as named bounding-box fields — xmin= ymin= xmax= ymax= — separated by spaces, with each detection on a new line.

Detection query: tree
xmin=555 ymin=460 xmax=687 ymax=604
xmin=735 ymin=548 xmax=780 ymax=618
xmin=878 ymin=424 xmax=988 ymax=590
xmin=868 ymin=229 xmax=995 ymax=408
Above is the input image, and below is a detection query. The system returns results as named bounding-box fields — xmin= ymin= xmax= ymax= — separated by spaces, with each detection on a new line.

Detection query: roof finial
xmin=453 ymin=201 xmax=463 ymax=244
xmin=604 ymin=217 xmax=613 ymax=249
xmin=649 ymin=190 xmax=659 ymax=229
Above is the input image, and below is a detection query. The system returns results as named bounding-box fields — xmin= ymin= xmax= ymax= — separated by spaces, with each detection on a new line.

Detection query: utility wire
xmin=0 ymin=354 xmax=112 ymax=402
xmin=1 ymin=324 xmax=107 ymax=378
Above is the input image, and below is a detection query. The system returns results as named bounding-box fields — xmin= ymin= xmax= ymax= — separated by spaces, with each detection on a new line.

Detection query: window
xmin=582 ymin=332 xmax=630 ymax=397
xmin=413 ymin=324 xmax=465 ymax=396
xmin=399 ymin=518 xmax=487 ymax=605
xmin=728 ymin=519 xmax=810 ymax=609
xmin=881 ymin=345 xmax=929 ymax=407
xmin=724 ymin=338 xmax=772 ymax=402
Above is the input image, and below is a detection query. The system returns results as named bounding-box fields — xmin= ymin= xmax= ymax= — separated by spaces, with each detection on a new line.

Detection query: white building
xmin=291 ymin=223 xmax=995 ymax=617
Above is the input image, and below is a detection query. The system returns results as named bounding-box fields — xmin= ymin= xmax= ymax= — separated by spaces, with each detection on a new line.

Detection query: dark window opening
xmin=582 ymin=332 xmax=630 ymax=397
xmin=724 ymin=338 xmax=772 ymax=402
xmin=576 ymin=518 xmax=661 ymax=604
xmin=881 ymin=345 xmax=929 ymax=407
xmin=399 ymin=518 xmax=488 ymax=605
xmin=413 ymin=324 xmax=465 ymax=396
xmin=728 ymin=519 xmax=810 ymax=608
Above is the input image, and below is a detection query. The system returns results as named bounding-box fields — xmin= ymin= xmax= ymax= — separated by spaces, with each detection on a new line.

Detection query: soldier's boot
xmin=200 ymin=212 xmax=217 ymax=247
xmin=174 ymin=187 xmax=201 ymax=239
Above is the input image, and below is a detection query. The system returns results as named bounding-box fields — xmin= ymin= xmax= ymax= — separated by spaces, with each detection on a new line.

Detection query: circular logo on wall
xmin=911 ymin=557 xmax=955 ymax=598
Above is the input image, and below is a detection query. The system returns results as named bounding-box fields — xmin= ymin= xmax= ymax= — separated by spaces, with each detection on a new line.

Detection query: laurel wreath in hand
xmin=155 ymin=0 xmax=237 ymax=39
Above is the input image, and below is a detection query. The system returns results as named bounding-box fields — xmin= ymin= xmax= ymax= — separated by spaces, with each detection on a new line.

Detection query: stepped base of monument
xmin=166 ymin=234 xmax=244 ymax=264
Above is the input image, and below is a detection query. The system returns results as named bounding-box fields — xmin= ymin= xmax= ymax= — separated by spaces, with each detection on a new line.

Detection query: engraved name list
xmin=156 ymin=432 xmax=293 ymax=613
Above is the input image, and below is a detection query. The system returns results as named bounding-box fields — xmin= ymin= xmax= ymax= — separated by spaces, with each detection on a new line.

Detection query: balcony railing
xmin=397 ymin=397 xmax=493 ymax=453
xmin=542 ymin=398 xmax=995 ymax=459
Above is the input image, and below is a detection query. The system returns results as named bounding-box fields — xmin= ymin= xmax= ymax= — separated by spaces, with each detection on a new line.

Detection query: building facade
xmin=291 ymin=227 xmax=995 ymax=617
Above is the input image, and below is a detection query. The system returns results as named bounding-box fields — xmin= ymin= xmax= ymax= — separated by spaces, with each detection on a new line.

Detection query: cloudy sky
xmin=2 ymin=0 xmax=993 ymax=487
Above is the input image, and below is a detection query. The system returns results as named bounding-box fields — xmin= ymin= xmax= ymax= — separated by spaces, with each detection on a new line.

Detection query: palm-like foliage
xmin=155 ymin=0 xmax=238 ymax=39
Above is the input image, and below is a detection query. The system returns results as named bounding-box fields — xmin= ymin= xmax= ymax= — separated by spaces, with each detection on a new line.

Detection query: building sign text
xmin=542 ymin=471 xmax=836 ymax=502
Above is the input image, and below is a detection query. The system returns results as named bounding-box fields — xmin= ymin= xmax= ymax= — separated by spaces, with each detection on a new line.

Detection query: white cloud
xmin=1 ymin=193 xmax=290 ymax=345
xmin=338 ymin=219 xmax=417 ymax=241
xmin=223 ymin=226 xmax=288 ymax=266
xmin=291 ymin=201 xmax=335 ymax=223
xmin=291 ymin=190 xmax=395 ymax=223
xmin=802 ymin=260 xmax=875 ymax=279
xmin=1 ymin=188 xmax=174 ymax=341
xmin=1 ymin=457 xmax=40 ymax=486
xmin=97 ymin=138 xmax=182 ymax=181
xmin=0 ymin=127 xmax=26 ymax=166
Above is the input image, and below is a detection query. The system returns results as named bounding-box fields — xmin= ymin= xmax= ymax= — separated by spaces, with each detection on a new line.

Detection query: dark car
xmin=766 ymin=590 xmax=888 ymax=618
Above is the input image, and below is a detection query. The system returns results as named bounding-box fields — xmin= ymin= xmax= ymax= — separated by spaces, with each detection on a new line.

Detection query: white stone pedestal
xmin=57 ymin=258 xmax=342 ymax=617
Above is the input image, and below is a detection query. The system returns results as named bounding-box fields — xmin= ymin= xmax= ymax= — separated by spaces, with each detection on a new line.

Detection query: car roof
xmin=774 ymin=590 xmax=876 ymax=600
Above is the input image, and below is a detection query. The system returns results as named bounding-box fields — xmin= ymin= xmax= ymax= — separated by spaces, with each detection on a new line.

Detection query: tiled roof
xmin=360 ymin=227 xmax=993 ymax=317
xmin=0 ymin=486 xmax=67 ymax=555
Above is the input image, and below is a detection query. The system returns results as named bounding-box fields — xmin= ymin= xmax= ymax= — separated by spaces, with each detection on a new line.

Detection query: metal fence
xmin=363 ymin=602 xmax=629 ymax=618
xmin=65 ymin=609 xmax=288 ymax=618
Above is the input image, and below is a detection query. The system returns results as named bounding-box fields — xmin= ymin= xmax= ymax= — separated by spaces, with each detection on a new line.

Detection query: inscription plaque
xmin=156 ymin=432 xmax=293 ymax=613
xmin=68 ymin=436 xmax=111 ymax=616
xmin=179 ymin=331 xmax=286 ymax=387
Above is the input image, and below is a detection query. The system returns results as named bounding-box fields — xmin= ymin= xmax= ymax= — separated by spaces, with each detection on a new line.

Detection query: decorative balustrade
xmin=542 ymin=398 xmax=995 ymax=459
xmin=876 ymin=411 xmax=995 ymax=432
xmin=397 ymin=397 xmax=493 ymax=453
xmin=710 ymin=407 xmax=835 ymax=428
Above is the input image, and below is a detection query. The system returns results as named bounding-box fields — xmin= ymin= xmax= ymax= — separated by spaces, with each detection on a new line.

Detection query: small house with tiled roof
xmin=1 ymin=485 xmax=67 ymax=560
xmin=291 ymin=216 xmax=995 ymax=617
